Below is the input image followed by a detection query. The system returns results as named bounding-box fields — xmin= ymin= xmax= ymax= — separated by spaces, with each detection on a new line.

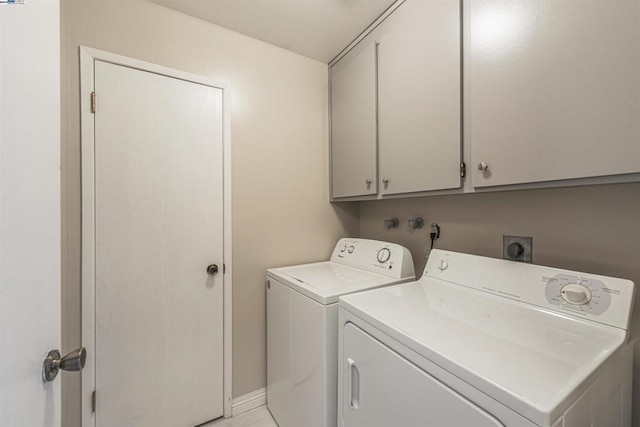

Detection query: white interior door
xmin=92 ymin=60 xmax=224 ymax=426
xmin=0 ymin=1 xmax=62 ymax=426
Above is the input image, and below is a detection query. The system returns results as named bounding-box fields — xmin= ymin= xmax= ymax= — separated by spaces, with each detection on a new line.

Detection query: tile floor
xmin=203 ymin=407 xmax=277 ymax=427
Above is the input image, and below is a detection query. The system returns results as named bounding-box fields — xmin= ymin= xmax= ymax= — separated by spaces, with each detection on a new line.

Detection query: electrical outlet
xmin=503 ymin=235 xmax=533 ymax=262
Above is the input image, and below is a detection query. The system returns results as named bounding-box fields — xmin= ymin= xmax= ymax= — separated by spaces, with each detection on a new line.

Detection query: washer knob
xmin=561 ymin=284 xmax=592 ymax=305
xmin=339 ymin=244 xmax=347 ymax=252
xmin=347 ymin=245 xmax=355 ymax=254
xmin=377 ymin=248 xmax=391 ymax=263
xmin=438 ymin=260 xmax=449 ymax=271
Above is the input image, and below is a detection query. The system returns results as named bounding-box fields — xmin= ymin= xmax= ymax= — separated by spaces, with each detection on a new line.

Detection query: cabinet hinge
xmin=460 ymin=162 xmax=466 ymax=178
xmin=90 ymin=92 xmax=96 ymax=114
xmin=223 ymin=264 xmax=226 ymax=274
xmin=91 ymin=390 xmax=96 ymax=413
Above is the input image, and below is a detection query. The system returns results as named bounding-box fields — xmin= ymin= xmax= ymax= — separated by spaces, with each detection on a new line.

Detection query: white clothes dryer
xmin=338 ymin=249 xmax=635 ymax=427
xmin=267 ymin=238 xmax=415 ymax=427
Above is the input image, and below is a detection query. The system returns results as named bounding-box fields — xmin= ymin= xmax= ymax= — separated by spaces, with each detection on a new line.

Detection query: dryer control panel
xmin=331 ymin=238 xmax=415 ymax=280
xmin=544 ymin=274 xmax=612 ymax=315
xmin=423 ymin=249 xmax=635 ymax=331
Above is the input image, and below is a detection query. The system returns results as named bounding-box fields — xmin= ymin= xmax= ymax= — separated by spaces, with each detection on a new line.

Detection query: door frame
xmin=79 ymin=46 xmax=233 ymax=425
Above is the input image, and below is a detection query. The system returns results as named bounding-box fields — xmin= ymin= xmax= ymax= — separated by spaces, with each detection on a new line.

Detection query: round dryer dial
xmin=545 ymin=274 xmax=611 ymax=315
xmin=560 ymin=283 xmax=592 ymax=305
xmin=377 ymin=248 xmax=391 ymax=264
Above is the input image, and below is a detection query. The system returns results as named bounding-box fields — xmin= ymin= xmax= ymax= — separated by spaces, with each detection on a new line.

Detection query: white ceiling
xmin=148 ymin=0 xmax=397 ymax=63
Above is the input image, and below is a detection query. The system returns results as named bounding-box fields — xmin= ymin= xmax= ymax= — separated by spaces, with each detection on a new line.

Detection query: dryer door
xmin=342 ymin=323 xmax=504 ymax=427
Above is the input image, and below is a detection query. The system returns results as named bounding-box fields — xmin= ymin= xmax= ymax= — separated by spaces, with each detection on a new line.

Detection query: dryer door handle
xmin=347 ymin=358 xmax=360 ymax=410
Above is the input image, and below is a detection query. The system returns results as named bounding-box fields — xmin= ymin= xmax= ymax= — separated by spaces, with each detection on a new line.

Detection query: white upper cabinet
xmin=468 ymin=0 xmax=640 ymax=188
xmin=378 ymin=0 xmax=462 ymax=195
xmin=330 ymin=0 xmax=462 ymax=200
xmin=331 ymin=42 xmax=378 ymax=198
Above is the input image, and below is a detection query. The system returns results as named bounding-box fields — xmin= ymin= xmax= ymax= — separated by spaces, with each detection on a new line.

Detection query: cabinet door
xmin=469 ymin=0 xmax=640 ymax=188
xmin=341 ymin=323 xmax=504 ymax=427
xmin=331 ymin=42 xmax=377 ymax=198
xmin=378 ymin=0 xmax=461 ymax=195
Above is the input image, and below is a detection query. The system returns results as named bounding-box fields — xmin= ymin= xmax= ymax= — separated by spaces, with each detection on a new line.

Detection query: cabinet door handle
xmin=207 ymin=264 xmax=219 ymax=275
xmin=477 ymin=162 xmax=489 ymax=171
xmin=347 ymin=358 xmax=360 ymax=410
xmin=365 ymin=179 xmax=372 ymax=186
xmin=382 ymin=178 xmax=390 ymax=185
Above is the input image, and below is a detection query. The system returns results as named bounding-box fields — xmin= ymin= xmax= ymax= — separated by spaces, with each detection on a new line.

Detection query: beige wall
xmin=60 ymin=1 xmax=358 ymax=425
xmin=359 ymin=182 xmax=640 ymax=424
xmin=61 ymin=1 xmax=639 ymax=425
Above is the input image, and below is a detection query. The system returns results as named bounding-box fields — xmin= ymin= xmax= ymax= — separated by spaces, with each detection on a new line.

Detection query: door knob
xmin=42 ymin=347 xmax=86 ymax=382
xmin=207 ymin=264 xmax=219 ymax=275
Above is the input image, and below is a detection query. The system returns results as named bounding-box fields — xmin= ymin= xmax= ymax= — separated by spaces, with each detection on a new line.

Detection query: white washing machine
xmin=338 ymin=249 xmax=635 ymax=427
xmin=267 ymin=238 xmax=415 ymax=427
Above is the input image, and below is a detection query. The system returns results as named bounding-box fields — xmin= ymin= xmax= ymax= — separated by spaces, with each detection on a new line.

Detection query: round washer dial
xmin=377 ymin=248 xmax=391 ymax=263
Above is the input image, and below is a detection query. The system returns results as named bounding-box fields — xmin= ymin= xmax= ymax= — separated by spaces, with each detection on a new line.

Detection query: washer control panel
xmin=545 ymin=274 xmax=611 ymax=315
xmin=376 ymin=248 xmax=391 ymax=264
xmin=423 ymin=249 xmax=635 ymax=331
xmin=331 ymin=238 xmax=415 ymax=280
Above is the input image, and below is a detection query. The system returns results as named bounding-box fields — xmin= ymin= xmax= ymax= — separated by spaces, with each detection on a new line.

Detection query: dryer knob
xmin=561 ymin=284 xmax=592 ymax=305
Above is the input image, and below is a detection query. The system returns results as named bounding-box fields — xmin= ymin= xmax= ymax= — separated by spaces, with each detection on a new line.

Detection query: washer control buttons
xmin=339 ymin=244 xmax=347 ymax=252
xmin=438 ymin=260 xmax=449 ymax=271
xmin=561 ymin=283 xmax=592 ymax=305
xmin=377 ymin=248 xmax=391 ymax=264
xmin=347 ymin=245 xmax=355 ymax=254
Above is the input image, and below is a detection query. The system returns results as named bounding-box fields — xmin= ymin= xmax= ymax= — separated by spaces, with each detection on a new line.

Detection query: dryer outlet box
xmin=503 ymin=235 xmax=532 ymax=262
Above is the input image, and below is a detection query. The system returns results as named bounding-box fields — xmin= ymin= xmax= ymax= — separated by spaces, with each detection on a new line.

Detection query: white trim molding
xmin=232 ymin=388 xmax=267 ymax=417
xmin=79 ymin=46 xmax=233 ymax=425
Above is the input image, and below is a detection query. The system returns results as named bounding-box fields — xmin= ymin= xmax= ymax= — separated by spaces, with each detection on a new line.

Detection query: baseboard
xmin=231 ymin=387 xmax=267 ymax=416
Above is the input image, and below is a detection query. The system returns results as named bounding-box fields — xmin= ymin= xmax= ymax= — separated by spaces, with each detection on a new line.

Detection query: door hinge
xmin=91 ymin=92 xmax=96 ymax=114
xmin=460 ymin=162 xmax=466 ymax=178
xmin=91 ymin=390 xmax=96 ymax=413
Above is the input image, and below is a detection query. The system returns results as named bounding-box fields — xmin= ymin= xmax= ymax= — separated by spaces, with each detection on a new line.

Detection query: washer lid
xmin=339 ymin=279 xmax=627 ymax=426
xmin=268 ymin=262 xmax=408 ymax=305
